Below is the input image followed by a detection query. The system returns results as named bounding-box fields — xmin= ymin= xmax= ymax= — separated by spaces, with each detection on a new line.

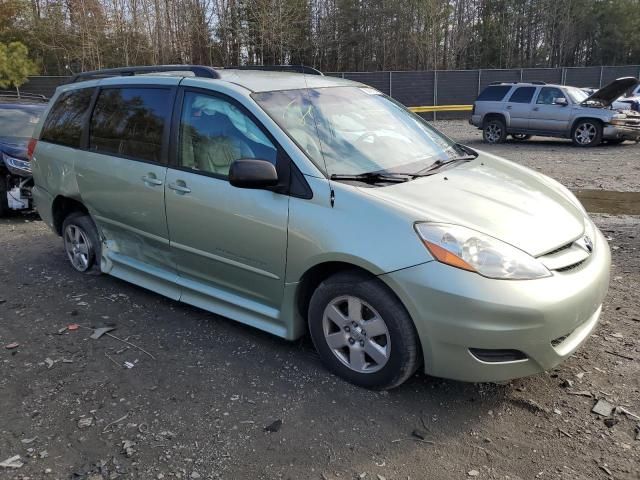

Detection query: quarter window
xmin=89 ymin=88 xmax=171 ymax=163
xmin=477 ymin=86 xmax=511 ymax=102
xmin=178 ymin=92 xmax=277 ymax=177
xmin=536 ymin=87 xmax=566 ymax=105
xmin=41 ymin=88 xmax=94 ymax=148
xmin=508 ymin=87 xmax=536 ymax=104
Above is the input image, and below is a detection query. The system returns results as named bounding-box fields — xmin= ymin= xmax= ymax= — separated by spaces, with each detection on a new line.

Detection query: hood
xmin=0 ymin=136 xmax=28 ymax=160
xmin=361 ymin=153 xmax=585 ymax=257
xmin=582 ymin=77 xmax=639 ymax=107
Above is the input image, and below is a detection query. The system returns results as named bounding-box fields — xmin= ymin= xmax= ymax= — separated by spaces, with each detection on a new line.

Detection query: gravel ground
xmin=434 ymin=120 xmax=640 ymax=191
xmin=1 ymin=123 xmax=639 ymax=480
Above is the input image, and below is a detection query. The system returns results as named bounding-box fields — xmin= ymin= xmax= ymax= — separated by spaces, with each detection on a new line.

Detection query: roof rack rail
xmin=489 ymin=80 xmax=547 ymax=86
xmin=225 ymin=65 xmax=323 ymax=76
xmin=70 ymin=65 xmax=220 ymax=83
xmin=530 ymin=81 xmax=547 ymax=85
xmin=0 ymin=90 xmax=48 ymax=101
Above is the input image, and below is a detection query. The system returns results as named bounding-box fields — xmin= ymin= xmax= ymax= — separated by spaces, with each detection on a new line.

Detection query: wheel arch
xmin=483 ymin=112 xmax=508 ymax=127
xmin=570 ymin=116 xmax=603 ymax=133
xmin=52 ymin=195 xmax=89 ymax=235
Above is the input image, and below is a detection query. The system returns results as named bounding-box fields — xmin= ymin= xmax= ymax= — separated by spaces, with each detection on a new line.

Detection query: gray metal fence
xmin=22 ymin=65 xmax=640 ymax=120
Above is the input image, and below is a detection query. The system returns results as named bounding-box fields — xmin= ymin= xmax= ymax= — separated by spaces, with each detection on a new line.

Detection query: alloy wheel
xmin=574 ymin=123 xmax=597 ymax=145
xmin=322 ymin=295 xmax=391 ymax=373
xmin=64 ymin=224 xmax=91 ymax=271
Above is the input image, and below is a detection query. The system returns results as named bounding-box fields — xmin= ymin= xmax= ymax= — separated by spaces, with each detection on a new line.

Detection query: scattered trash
xmin=190 ymin=472 xmax=201 ymax=479
xmin=616 ymin=406 xmax=640 ymax=420
xmin=39 ymin=451 xmax=48 ymax=459
xmin=77 ymin=417 xmax=93 ymax=428
xmin=67 ymin=323 xmax=80 ymax=331
xmin=377 ymin=475 xmax=386 ymax=480
xmin=20 ymin=437 xmax=37 ymax=444
xmin=604 ymin=417 xmax=618 ymax=428
xmin=124 ymin=361 xmax=135 ymax=369
xmin=44 ymin=358 xmax=54 ymax=369
xmin=598 ymin=463 xmax=613 ymax=476
xmin=0 ymin=455 xmax=23 ymax=469
xmin=138 ymin=423 xmax=149 ymax=434
xmin=122 ymin=440 xmax=136 ymax=457
xmin=4 ymin=342 xmax=19 ymax=350
xmin=604 ymin=350 xmax=635 ymax=361
xmin=509 ymin=397 xmax=549 ymax=414
xmin=468 ymin=470 xmax=480 ymax=477
xmin=575 ymin=372 xmax=585 ymax=380
xmin=90 ymin=326 xmax=116 ymax=340
xmin=57 ymin=326 xmax=68 ymax=334
xmin=635 ymin=424 xmax=640 ymax=441
xmin=567 ymin=390 xmax=593 ymax=397
xmin=553 ymin=408 xmax=562 ymax=415
xmin=102 ymin=413 xmax=129 ymax=433
xmin=592 ymin=399 xmax=614 ymax=417
xmin=558 ymin=428 xmax=573 ymax=438
xmin=264 ymin=419 xmax=282 ymax=433
xmin=560 ymin=379 xmax=574 ymax=388
xmin=411 ymin=428 xmax=427 ymax=440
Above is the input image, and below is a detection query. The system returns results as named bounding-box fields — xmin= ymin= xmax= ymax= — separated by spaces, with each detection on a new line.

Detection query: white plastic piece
xmin=7 ymin=187 xmax=27 ymax=210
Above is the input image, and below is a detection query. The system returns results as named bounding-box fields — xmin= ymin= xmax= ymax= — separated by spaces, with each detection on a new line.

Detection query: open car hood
xmin=582 ymin=77 xmax=639 ymax=107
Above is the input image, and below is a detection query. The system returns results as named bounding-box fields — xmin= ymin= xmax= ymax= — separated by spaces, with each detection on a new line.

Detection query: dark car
xmin=0 ymin=92 xmax=48 ymax=216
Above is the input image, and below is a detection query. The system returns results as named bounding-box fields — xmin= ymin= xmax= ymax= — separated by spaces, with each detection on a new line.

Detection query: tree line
xmin=0 ymin=0 xmax=639 ymax=76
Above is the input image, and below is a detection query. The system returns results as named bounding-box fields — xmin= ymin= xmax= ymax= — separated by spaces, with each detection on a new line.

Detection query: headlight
xmin=583 ymin=216 xmax=597 ymax=248
xmin=2 ymin=153 xmax=31 ymax=174
xmin=415 ymin=223 xmax=551 ymax=280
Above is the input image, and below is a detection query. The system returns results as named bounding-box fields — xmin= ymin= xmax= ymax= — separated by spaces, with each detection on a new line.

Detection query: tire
xmin=571 ymin=119 xmax=602 ymax=147
xmin=482 ymin=118 xmax=507 ymax=144
xmin=511 ymin=134 xmax=532 ymax=141
xmin=308 ymin=270 xmax=421 ymax=390
xmin=61 ymin=212 xmax=101 ymax=273
xmin=0 ymin=172 xmax=9 ymax=218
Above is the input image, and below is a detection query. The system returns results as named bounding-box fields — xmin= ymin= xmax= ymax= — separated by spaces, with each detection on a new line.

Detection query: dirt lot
xmin=1 ymin=121 xmax=639 ymax=480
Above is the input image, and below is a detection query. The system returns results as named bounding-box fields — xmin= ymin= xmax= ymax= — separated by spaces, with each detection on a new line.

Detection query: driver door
xmin=164 ymin=88 xmax=289 ymax=314
xmin=529 ymin=87 xmax=573 ymax=133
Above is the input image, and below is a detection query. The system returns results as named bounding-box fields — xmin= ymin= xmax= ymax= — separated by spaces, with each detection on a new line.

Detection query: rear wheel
xmin=483 ymin=118 xmax=507 ymax=144
xmin=308 ymin=271 xmax=421 ymax=390
xmin=572 ymin=120 xmax=602 ymax=147
xmin=62 ymin=212 xmax=101 ymax=273
xmin=511 ymin=133 xmax=532 ymax=141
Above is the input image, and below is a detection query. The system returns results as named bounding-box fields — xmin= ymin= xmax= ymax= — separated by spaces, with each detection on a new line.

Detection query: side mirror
xmin=229 ymin=159 xmax=278 ymax=189
xmin=554 ymin=97 xmax=568 ymax=106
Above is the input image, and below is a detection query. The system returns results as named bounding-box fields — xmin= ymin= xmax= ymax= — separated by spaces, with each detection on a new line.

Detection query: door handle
xmin=142 ymin=175 xmax=163 ymax=186
xmin=168 ymin=182 xmax=191 ymax=194
xmin=533 ymin=107 xmax=540 ymax=111
xmin=506 ymin=105 xmax=512 ymax=110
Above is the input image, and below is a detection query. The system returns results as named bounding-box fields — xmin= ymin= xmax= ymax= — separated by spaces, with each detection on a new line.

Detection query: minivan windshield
xmin=253 ymin=87 xmax=469 ymax=177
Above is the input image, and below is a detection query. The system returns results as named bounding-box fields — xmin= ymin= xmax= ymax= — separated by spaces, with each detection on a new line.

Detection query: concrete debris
xmin=468 ymin=470 xmax=480 ymax=477
xmin=190 ymin=472 xmax=201 ymax=479
xmin=592 ymin=399 xmax=614 ymax=417
xmin=39 ymin=451 xmax=48 ymax=459
xmin=78 ymin=417 xmax=94 ymax=428
xmin=604 ymin=417 xmax=618 ymax=428
xmin=20 ymin=437 xmax=37 ymax=444
xmin=264 ymin=419 xmax=282 ymax=433
xmin=122 ymin=440 xmax=136 ymax=457
xmin=0 ymin=455 xmax=23 ymax=469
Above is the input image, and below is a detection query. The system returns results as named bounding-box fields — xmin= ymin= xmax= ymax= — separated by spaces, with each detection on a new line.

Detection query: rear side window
xmin=41 ymin=88 xmax=94 ymax=148
xmin=89 ymin=88 xmax=171 ymax=163
xmin=508 ymin=87 xmax=536 ymax=104
xmin=476 ymin=86 xmax=511 ymax=102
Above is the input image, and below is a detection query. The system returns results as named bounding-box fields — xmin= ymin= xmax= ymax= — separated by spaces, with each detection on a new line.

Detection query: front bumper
xmin=381 ymin=227 xmax=611 ymax=382
xmin=603 ymin=124 xmax=640 ymax=141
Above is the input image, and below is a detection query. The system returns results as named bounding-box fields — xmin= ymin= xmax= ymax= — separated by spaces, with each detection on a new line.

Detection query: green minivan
xmin=31 ymin=65 xmax=610 ymax=389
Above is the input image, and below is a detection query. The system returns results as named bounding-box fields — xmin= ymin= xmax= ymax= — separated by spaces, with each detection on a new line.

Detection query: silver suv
xmin=470 ymin=77 xmax=640 ymax=147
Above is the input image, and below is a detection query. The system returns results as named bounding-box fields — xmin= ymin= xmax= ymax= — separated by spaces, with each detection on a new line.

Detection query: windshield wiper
xmin=330 ymin=172 xmax=412 ymax=184
xmin=413 ymin=145 xmax=478 ymax=175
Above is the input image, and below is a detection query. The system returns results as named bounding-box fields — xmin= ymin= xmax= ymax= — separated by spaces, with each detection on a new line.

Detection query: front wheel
xmin=62 ymin=212 xmax=101 ymax=273
xmin=308 ymin=271 xmax=421 ymax=390
xmin=572 ymin=120 xmax=602 ymax=147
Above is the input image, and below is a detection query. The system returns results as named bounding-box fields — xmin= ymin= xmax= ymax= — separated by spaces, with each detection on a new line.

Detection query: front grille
xmin=555 ymin=260 xmax=586 ymax=272
xmin=544 ymin=242 xmax=573 ymax=256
